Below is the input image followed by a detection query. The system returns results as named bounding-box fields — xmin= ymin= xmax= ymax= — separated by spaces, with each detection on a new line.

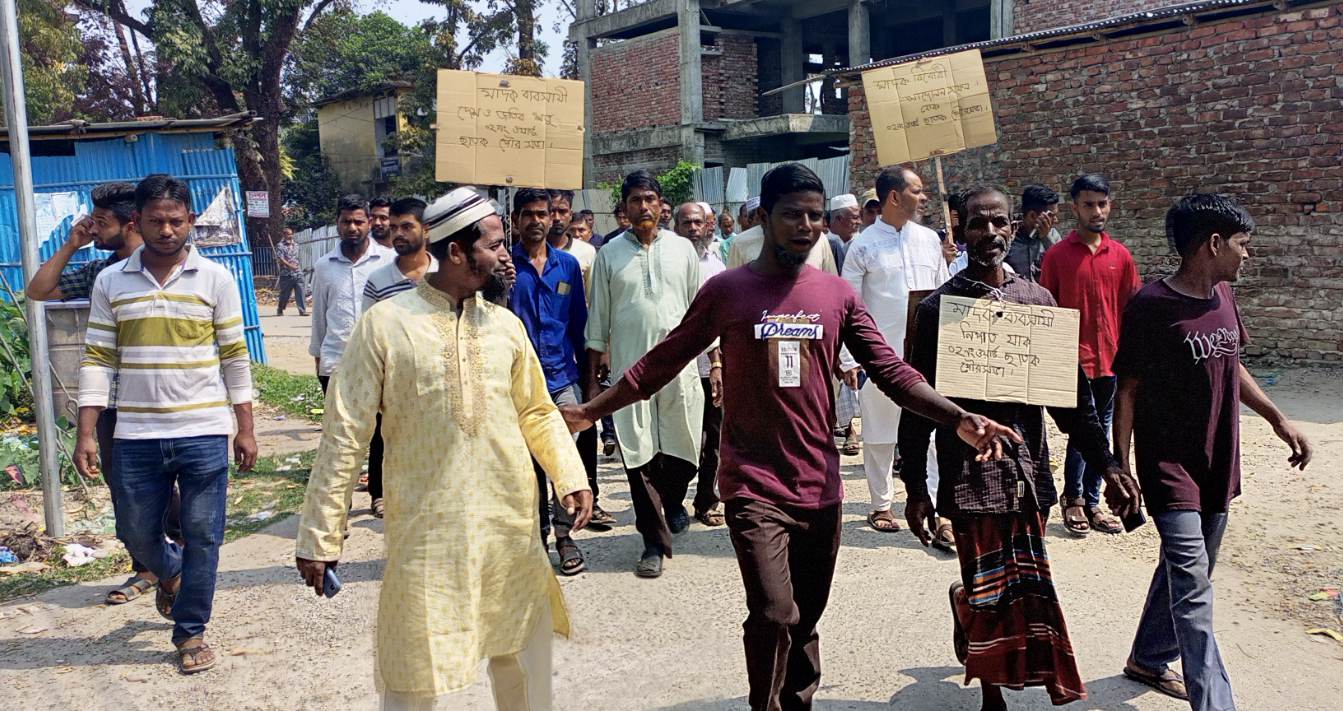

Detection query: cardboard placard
xmin=860 ymin=49 xmax=997 ymax=165
xmin=934 ymin=295 xmax=1079 ymax=408
xmin=435 ymin=70 xmax=584 ymax=189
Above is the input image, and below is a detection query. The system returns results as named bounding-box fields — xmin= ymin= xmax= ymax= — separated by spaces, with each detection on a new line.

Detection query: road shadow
xmin=0 ymin=618 xmax=174 ymax=669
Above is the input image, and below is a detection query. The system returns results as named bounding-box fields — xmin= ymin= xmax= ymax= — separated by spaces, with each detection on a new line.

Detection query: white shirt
xmin=725 ymin=225 xmax=839 ymax=274
xmin=840 ymin=218 xmax=949 ymax=442
xmin=309 ymin=241 xmax=395 ymax=376
xmin=695 ymin=248 xmax=728 ymax=378
xmin=948 ymin=251 xmax=1016 ymax=278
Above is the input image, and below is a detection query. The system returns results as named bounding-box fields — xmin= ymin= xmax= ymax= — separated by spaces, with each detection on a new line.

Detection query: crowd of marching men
xmin=27 ymin=165 xmax=1313 ymax=711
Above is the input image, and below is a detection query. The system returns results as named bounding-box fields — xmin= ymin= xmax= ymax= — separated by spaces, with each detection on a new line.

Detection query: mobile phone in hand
xmin=323 ymin=566 xmax=342 ymax=598
xmin=1122 ymin=509 xmax=1147 ymax=533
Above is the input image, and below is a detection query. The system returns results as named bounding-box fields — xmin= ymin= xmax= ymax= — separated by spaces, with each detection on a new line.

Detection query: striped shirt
xmin=78 ymin=246 xmax=253 ymax=439
xmin=360 ymin=254 xmax=438 ymax=311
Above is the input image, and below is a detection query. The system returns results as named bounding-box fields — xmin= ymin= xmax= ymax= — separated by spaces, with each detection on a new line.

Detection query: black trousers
xmin=695 ymin=376 xmax=723 ymax=514
xmin=625 ymin=453 xmax=697 ymax=555
xmin=277 ymin=273 xmax=306 ymax=314
xmin=726 ymin=499 xmax=843 ymax=711
xmin=320 ymin=375 xmax=382 ymax=500
xmin=99 ymin=409 xmax=181 ymax=574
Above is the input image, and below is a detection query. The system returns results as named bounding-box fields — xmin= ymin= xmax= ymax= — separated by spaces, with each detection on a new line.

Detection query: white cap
xmin=697 ymin=201 xmax=713 ymax=216
xmin=424 ymin=187 xmax=496 ymax=244
xmin=829 ymin=194 xmax=858 ymax=211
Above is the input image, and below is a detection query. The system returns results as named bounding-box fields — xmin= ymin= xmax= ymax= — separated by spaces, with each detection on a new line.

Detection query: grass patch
xmin=0 ymin=450 xmax=316 ymax=602
xmin=252 ymin=363 xmax=324 ymax=422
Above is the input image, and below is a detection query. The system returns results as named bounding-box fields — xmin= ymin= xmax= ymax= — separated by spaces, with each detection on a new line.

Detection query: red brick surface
xmin=849 ymin=6 xmax=1343 ymax=360
xmin=591 ymin=32 xmax=683 ymax=133
xmin=703 ymin=34 xmax=759 ymax=121
xmin=1013 ymin=0 xmax=1173 ymax=34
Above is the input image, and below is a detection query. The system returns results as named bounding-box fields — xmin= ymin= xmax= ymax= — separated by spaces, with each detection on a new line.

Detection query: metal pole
xmin=1 ymin=0 xmax=65 ymax=536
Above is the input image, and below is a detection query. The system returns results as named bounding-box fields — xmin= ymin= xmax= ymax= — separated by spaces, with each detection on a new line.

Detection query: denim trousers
xmin=109 ymin=435 xmax=230 ymax=644
xmin=1063 ymin=374 xmax=1116 ymax=507
xmin=1131 ymin=510 xmax=1235 ymax=711
xmin=535 ymin=384 xmax=580 ymax=542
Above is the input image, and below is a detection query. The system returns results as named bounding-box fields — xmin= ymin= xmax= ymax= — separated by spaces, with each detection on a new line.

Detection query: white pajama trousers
xmin=381 ymin=606 xmax=553 ymax=711
xmin=864 ymin=440 xmax=939 ymax=513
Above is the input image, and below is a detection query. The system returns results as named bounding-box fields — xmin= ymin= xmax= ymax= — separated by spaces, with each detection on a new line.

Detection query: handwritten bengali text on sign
xmin=860 ymin=49 xmax=997 ymax=165
xmin=935 ymin=296 xmax=1079 ymax=408
xmin=435 ymin=70 xmax=584 ymax=189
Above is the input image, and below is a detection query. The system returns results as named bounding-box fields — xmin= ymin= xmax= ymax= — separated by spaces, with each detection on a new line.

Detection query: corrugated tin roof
xmin=314 ymin=81 xmax=414 ymax=108
xmin=0 ymin=111 xmax=256 ymax=140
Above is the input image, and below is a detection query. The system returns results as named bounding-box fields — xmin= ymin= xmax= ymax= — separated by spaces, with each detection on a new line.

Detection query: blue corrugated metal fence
xmin=0 ymin=132 xmax=268 ymax=363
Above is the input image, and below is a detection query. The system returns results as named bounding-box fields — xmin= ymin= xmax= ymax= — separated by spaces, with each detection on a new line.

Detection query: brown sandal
xmin=556 ymin=537 xmax=585 ymax=576
xmin=155 ymin=576 xmax=180 ymax=621
xmin=932 ymin=520 xmax=957 ymax=552
xmin=867 ymin=510 xmax=901 ymax=532
xmin=105 ymin=576 xmax=155 ymax=605
xmin=1123 ymin=660 xmax=1189 ymax=700
xmin=1063 ymin=497 xmax=1090 ymax=537
xmin=1086 ymin=506 xmax=1123 ymax=534
xmin=694 ymin=506 xmax=725 ymax=527
xmin=176 ymin=638 xmax=217 ymax=674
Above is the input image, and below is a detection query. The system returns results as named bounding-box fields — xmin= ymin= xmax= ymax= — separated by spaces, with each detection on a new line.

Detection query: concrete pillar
xmin=577 ymin=0 xmax=596 ymax=184
xmin=677 ymin=0 xmax=703 ymax=164
xmin=848 ymin=0 xmax=870 ymax=67
xmin=781 ymin=19 xmax=805 ymax=114
xmin=990 ymin=0 xmax=1015 ymax=39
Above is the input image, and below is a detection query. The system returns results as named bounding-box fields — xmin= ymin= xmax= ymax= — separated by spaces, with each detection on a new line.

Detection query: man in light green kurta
xmin=296 ymin=188 xmax=592 ymax=710
xmin=585 ymin=170 xmax=704 ymax=578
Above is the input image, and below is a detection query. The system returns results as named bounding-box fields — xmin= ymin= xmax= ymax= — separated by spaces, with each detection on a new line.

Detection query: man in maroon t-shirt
xmin=560 ymin=163 xmax=1021 ymax=711
xmin=1040 ymin=174 xmax=1142 ymax=537
xmin=1113 ymin=194 xmax=1311 ymax=710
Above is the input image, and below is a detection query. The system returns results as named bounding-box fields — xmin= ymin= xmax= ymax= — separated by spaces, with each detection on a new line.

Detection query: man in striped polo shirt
xmin=74 ymin=174 xmax=257 ymax=675
xmin=357 ymin=197 xmax=436 ymax=518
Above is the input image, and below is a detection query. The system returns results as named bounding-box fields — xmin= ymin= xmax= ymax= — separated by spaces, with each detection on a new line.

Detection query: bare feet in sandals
xmin=105 ymin=575 xmax=156 ymax=605
xmin=176 ymin=637 xmax=217 ymax=674
xmin=868 ymin=509 xmax=901 ymax=532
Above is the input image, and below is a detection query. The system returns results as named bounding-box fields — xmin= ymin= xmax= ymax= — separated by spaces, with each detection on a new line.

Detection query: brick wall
xmin=703 ymin=34 xmax=759 ymax=121
xmin=849 ymin=6 xmax=1343 ymax=361
xmin=592 ymin=145 xmax=683 ymax=184
xmin=591 ymin=32 xmax=683 ymax=133
xmin=1013 ymin=0 xmax=1173 ymax=34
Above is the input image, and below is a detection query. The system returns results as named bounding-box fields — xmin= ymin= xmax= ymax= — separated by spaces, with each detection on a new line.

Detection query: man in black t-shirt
xmin=1113 ymin=194 xmax=1312 ymax=710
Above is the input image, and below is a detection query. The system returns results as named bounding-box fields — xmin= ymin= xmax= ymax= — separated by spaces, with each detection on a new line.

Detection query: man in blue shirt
xmin=508 ymin=188 xmax=592 ymax=575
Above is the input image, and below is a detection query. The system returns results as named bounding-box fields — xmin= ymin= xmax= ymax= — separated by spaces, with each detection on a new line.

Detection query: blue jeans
xmin=109 ymin=436 xmax=230 ymax=644
xmin=1131 ymin=511 xmax=1235 ymax=711
xmin=1063 ymin=374 xmax=1116 ymax=508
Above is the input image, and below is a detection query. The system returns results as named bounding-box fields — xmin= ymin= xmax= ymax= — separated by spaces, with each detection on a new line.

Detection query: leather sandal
xmin=176 ymin=637 xmax=217 ymax=674
xmin=1124 ymin=659 xmax=1189 ymax=700
xmin=1063 ymin=497 xmax=1091 ymax=537
xmin=867 ymin=510 xmax=900 ymax=532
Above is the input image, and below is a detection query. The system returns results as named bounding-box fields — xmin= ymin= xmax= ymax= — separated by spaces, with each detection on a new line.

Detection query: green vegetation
xmin=603 ymin=160 xmax=700 ymax=211
xmin=251 ymin=364 xmax=325 ymax=423
xmin=0 ymin=450 xmax=316 ymax=602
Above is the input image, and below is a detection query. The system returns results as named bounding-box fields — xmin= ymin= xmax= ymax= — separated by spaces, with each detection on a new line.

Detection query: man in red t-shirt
xmin=1040 ymin=174 xmax=1142 ymax=537
xmin=1113 ymin=194 xmax=1311 ymax=709
xmin=560 ymin=163 xmax=1021 ymax=711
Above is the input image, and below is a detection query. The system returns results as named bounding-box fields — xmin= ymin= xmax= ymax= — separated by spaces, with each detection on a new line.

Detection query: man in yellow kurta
xmin=295 ymin=187 xmax=593 ymax=711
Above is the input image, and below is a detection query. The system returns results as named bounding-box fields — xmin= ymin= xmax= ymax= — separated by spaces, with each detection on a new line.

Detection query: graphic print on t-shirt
xmin=755 ymin=309 xmax=823 ymax=388
xmin=1184 ymin=326 xmax=1240 ymax=364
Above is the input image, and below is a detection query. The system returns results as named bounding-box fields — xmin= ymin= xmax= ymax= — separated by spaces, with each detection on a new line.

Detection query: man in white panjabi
xmin=294 ymin=187 xmax=594 ymax=711
xmin=840 ymin=166 xmax=952 ymax=545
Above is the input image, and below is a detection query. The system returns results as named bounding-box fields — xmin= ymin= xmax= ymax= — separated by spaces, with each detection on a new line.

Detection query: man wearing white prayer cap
xmin=297 ymin=185 xmax=593 ymax=711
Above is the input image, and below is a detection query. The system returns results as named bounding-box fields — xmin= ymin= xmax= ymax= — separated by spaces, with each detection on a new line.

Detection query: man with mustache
xmin=508 ymin=188 xmax=600 ymax=574
xmin=563 ymin=164 xmax=1020 ymax=710
xmin=673 ymin=201 xmax=727 ymax=527
xmin=898 ymin=185 xmax=1140 ymax=710
xmin=310 ymin=194 xmax=395 ymax=394
xmin=840 ymin=166 xmax=952 ymax=542
xmin=1040 ymin=174 xmax=1142 ymax=537
xmin=585 ymin=170 xmax=705 ymax=577
xmin=357 ymin=197 xmax=437 ymax=519
xmin=298 ymin=187 xmax=592 ymax=710
xmin=27 ymin=182 xmax=183 ymax=607
xmin=368 ymin=196 xmax=394 ymax=249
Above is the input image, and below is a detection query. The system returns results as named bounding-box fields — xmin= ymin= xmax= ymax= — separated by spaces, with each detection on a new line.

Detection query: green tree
xmin=388 ymin=1 xmax=514 ymax=198
xmin=286 ymin=9 xmax=429 ymax=109
xmin=13 ymin=0 xmax=87 ymax=124
xmin=75 ymin=0 xmax=345 ymax=251
xmin=280 ymin=117 xmax=340 ymax=227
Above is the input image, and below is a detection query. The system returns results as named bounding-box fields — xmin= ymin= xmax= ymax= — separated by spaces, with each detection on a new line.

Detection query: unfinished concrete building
xmin=570 ymin=0 xmax=1021 ymax=184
